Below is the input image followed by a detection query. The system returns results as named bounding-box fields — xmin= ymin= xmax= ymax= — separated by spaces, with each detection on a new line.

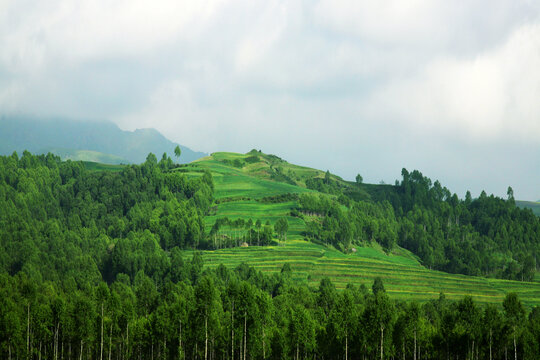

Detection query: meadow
xmin=179 ymin=152 xmax=540 ymax=308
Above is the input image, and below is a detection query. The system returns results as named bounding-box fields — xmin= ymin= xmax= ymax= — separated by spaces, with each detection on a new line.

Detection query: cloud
xmin=363 ymin=23 xmax=540 ymax=142
xmin=1 ymin=0 xmax=540 ymax=199
xmin=0 ymin=0 xmax=224 ymax=69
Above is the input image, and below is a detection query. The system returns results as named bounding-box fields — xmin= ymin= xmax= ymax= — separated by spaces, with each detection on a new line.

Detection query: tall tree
xmin=503 ymin=293 xmax=525 ymax=360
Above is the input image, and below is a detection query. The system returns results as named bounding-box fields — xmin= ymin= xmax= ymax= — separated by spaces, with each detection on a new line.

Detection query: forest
xmin=0 ymin=152 xmax=539 ymax=359
xmin=302 ymin=168 xmax=540 ymax=281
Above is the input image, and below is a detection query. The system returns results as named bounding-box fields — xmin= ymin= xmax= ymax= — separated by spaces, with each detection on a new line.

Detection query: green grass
xmin=48 ymin=148 xmax=130 ymax=164
xmin=175 ymin=151 xmax=540 ymax=308
xmin=81 ymin=151 xmax=540 ymax=308
xmin=516 ymin=200 xmax=540 ymax=216
xmin=176 ymin=152 xmax=318 ymax=240
xmin=83 ymin=161 xmax=126 ymax=172
xmin=186 ymin=240 xmax=540 ymax=308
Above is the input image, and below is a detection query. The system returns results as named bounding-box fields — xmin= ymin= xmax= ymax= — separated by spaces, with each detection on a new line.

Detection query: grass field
xmin=176 ymin=152 xmax=316 ymax=240
xmin=185 ymin=240 xmax=540 ymax=308
xmin=83 ymin=161 xmax=126 ymax=172
xmin=49 ymin=148 xmax=130 ymax=164
xmin=80 ymin=151 xmax=539 ymax=307
xmin=176 ymin=151 xmax=540 ymax=308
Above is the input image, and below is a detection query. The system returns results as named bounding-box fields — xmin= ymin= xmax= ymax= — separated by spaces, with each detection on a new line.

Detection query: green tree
xmin=274 ymin=218 xmax=289 ymax=242
xmin=174 ymin=145 xmax=182 ymax=160
xmin=503 ymin=293 xmax=525 ymax=360
xmin=356 ymin=174 xmax=363 ymax=184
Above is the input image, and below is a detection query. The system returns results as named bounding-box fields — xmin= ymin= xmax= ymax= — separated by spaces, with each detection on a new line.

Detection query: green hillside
xmin=0 ymin=115 xmax=207 ymax=163
xmin=185 ymin=241 xmax=540 ymax=308
xmin=178 ymin=151 xmax=540 ymax=306
xmin=517 ymin=200 xmax=540 ymax=216
xmin=46 ymin=148 xmax=129 ymax=164
xmin=177 ymin=151 xmax=316 ymax=240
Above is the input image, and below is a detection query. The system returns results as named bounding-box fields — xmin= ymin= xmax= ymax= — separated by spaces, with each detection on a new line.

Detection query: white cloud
xmin=1 ymin=0 xmax=540 ymax=198
xmin=0 ymin=0 xmax=225 ymax=70
xmin=364 ymin=23 xmax=540 ymax=142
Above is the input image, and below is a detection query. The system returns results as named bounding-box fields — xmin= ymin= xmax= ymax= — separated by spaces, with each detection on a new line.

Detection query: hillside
xmin=46 ymin=148 xmax=129 ymax=164
xmin=0 ymin=115 xmax=207 ymax=164
xmin=517 ymin=200 xmax=540 ymax=216
xmin=1 ymin=151 xmax=539 ymax=360
xmin=177 ymin=151 xmax=540 ymax=306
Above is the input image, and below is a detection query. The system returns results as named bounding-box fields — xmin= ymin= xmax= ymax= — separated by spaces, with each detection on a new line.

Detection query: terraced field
xmin=174 ymin=151 xmax=540 ymax=308
xmin=185 ymin=240 xmax=540 ymax=308
xmin=176 ymin=152 xmax=315 ymax=239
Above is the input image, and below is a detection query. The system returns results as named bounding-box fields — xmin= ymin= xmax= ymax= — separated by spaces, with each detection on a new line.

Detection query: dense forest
xmin=1 ymin=257 xmax=540 ymax=360
xmin=0 ymin=152 xmax=539 ymax=359
xmin=302 ymin=168 xmax=540 ymax=281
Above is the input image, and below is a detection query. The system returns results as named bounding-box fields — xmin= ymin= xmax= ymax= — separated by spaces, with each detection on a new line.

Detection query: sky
xmin=1 ymin=0 xmax=539 ymax=200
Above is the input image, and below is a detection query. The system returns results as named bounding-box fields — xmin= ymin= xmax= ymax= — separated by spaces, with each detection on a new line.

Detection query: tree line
xmin=1 ymin=260 xmax=539 ymax=360
xmin=0 ymin=152 xmax=539 ymax=359
xmin=302 ymin=169 xmax=540 ymax=281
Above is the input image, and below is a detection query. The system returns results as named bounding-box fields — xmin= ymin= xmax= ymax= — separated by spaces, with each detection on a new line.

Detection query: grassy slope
xmin=516 ymin=200 xmax=540 ymax=216
xmin=179 ymin=151 xmax=540 ymax=307
xmin=83 ymin=161 xmax=125 ymax=172
xmin=47 ymin=148 xmax=130 ymax=164
xmin=185 ymin=241 xmax=540 ymax=308
xmin=177 ymin=151 xmax=315 ymax=239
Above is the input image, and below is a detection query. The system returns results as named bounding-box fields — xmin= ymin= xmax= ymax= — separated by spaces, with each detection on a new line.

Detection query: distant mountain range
xmin=0 ymin=115 xmax=207 ymax=164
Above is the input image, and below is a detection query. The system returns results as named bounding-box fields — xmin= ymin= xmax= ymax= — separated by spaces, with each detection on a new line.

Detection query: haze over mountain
xmin=1 ymin=1 xmax=539 ymax=201
xmin=0 ymin=115 xmax=206 ymax=164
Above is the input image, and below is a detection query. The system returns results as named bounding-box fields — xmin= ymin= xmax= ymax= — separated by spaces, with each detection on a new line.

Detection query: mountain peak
xmin=0 ymin=115 xmax=207 ymax=164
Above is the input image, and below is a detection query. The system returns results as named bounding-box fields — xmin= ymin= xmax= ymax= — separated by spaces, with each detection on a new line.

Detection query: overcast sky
xmin=1 ymin=0 xmax=539 ymax=200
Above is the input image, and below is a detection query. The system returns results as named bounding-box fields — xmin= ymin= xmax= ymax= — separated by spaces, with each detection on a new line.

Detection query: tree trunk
xmin=231 ymin=302 xmax=235 ymax=360
xmin=79 ymin=341 xmax=83 ymax=360
xmin=205 ymin=314 xmax=208 ymax=360
xmin=380 ymin=325 xmax=384 ymax=360
xmin=296 ymin=342 xmax=299 ymax=360
xmin=513 ymin=330 xmax=516 ymax=360
xmin=243 ymin=311 xmax=247 ymax=360
xmin=126 ymin=323 xmax=129 ymax=360
xmin=489 ymin=329 xmax=492 ymax=360
xmin=101 ymin=303 xmax=104 ymax=360
xmin=414 ymin=328 xmax=417 ymax=360
xmin=27 ymin=303 xmax=30 ymax=359
xmin=54 ymin=322 xmax=59 ymax=360
xmin=179 ymin=320 xmax=183 ymax=360
xmin=345 ymin=329 xmax=348 ymax=360
xmin=262 ymin=327 xmax=266 ymax=360
xmin=109 ymin=323 xmax=113 ymax=360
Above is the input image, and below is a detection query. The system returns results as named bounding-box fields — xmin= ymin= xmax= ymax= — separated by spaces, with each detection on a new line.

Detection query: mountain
xmin=516 ymin=200 xmax=540 ymax=216
xmin=0 ymin=115 xmax=207 ymax=164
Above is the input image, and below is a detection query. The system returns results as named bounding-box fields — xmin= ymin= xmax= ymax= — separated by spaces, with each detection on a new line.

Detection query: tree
xmin=372 ymin=277 xmax=385 ymax=296
xmin=174 ymin=146 xmax=181 ymax=160
xmin=331 ymin=289 xmax=357 ymax=360
xmin=325 ymin=170 xmax=331 ymax=185
xmin=483 ymin=304 xmax=502 ymax=360
xmin=274 ymin=218 xmax=289 ymax=242
xmin=194 ymin=276 xmax=219 ymax=360
xmin=255 ymin=220 xmax=262 ymax=246
xmin=356 ymin=174 xmax=363 ymax=184
xmin=365 ymin=278 xmax=394 ymax=360
xmin=503 ymin=293 xmax=525 ymax=360
xmin=507 ymin=186 xmax=515 ymax=202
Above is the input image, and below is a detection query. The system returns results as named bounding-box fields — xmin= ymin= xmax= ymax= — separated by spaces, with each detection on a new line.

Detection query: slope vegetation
xmin=179 ymin=151 xmax=540 ymax=306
